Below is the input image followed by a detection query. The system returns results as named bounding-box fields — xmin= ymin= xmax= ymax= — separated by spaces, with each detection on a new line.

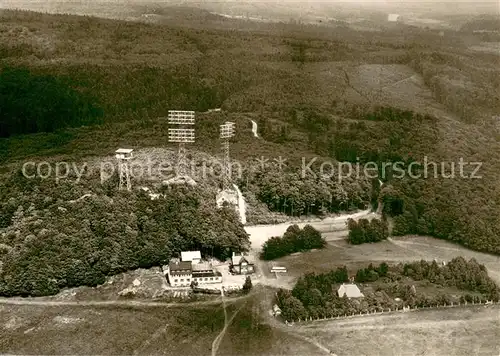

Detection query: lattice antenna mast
xmin=168 ymin=110 xmax=195 ymax=178
xmin=115 ymin=148 xmax=133 ymax=191
xmin=220 ymin=122 xmax=235 ymax=190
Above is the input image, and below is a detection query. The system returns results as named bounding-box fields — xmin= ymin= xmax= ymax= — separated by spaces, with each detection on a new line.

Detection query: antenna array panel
xmin=220 ymin=122 xmax=235 ymax=139
xmin=168 ymin=128 xmax=195 ymax=143
xmin=168 ymin=110 xmax=195 ymax=125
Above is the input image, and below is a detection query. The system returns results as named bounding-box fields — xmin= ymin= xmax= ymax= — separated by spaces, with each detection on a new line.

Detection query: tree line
xmin=269 ymin=103 xmax=500 ymax=257
xmin=275 ymin=258 xmax=499 ymax=321
xmin=347 ymin=217 xmax=389 ymax=244
xmin=0 ymin=64 xmax=228 ymax=138
xmin=260 ymin=224 xmax=326 ymax=260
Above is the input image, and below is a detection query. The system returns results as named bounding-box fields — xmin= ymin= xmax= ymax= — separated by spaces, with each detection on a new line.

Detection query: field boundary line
xmin=284 ymin=300 xmax=500 ymax=325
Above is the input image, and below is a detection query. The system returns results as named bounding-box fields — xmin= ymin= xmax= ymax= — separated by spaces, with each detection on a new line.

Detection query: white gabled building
xmin=115 ymin=148 xmax=133 ymax=160
xmin=337 ymin=283 xmax=364 ymax=298
xmin=167 ymin=261 xmax=192 ymax=287
xmin=230 ymin=252 xmax=255 ymax=275
xmin=166 ymin=252 xmax=222 ymax=287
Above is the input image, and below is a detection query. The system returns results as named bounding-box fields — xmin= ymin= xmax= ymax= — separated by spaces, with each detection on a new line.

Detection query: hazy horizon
xmin=1 ymin=0 xmax=498 ymax=19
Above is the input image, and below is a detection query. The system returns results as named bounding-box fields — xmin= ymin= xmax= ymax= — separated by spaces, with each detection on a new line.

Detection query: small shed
xmin=273 ymin=304 xmax=282 ymax=316
xmin=115 ymin=148 xmax=133 ymax=160
xmin=388 ymin=14 xmax=401 ymax=22
xmin=270 ymin=266 xmax=287 ymax=273
xmin=216 ymin=190 xmax=238 ymax=208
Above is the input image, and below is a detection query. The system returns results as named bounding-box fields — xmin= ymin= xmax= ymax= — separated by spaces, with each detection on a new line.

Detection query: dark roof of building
xmin=192 ymin=262 xmax=212 ymax=272
xmin=169 ymin=261 xmax=192 ymax=273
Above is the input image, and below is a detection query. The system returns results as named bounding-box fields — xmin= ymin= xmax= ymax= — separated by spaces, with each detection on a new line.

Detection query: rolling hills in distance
xmin=1 ymin=2 xmax=500 ymax=355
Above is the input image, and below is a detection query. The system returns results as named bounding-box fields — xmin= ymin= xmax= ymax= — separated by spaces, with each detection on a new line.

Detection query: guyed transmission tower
xmin=168 ymin=110 xmax=195 ymax=179
xmin=220 ymin=122 xmax=235 ymax=190
xmin=115 ymin=148 xmax=133 ymax=191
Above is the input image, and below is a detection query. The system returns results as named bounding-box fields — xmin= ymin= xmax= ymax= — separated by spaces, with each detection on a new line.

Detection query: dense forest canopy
xmin=0 ymin=174 xmax=249 ymax=296
xmin=0 ymin=66 xmax=103 ymax=137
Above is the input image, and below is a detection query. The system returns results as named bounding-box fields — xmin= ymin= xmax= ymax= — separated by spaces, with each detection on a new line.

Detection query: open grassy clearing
xmin=0 ymin=292 xmax=319 ymax=356
xmin=218 ymin=304 xmax=319 ymax=356
xmin=343 ymin=63 xmax=455 ymax=117
xmin=293 ymin=304 xmax=500 ymax=356
xmin=1 ymin=274 xmax=498 ymax=356
xmin=0 ymin=301 xmax=227 ymax=355
xmin=271 ymin=235 xmax=500 ymax=284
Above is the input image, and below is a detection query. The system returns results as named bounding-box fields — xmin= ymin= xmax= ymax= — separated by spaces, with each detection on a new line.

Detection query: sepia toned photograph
xmin=0 ymin=1 xmax=499 ymax=355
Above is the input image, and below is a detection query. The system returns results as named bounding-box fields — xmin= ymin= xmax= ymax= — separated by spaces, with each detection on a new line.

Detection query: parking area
xmin=213 ymin=262 xmax=252 ymax=289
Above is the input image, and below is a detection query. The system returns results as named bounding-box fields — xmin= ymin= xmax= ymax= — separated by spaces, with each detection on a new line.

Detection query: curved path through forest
xmin=250 ymin=119 xmax=259 ymax=138
xmin=233 ymin=183 xmax=247 ymax=225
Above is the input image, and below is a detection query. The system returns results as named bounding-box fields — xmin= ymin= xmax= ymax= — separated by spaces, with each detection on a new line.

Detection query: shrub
xmin=260 ymin=224 xmax=326 ymax=260
xmin=347 ymin=218 xmax=389 ymax=245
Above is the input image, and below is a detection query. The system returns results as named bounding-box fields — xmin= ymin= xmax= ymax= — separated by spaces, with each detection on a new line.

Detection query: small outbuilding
xmin=115 ymin=148 xmax=133 ymax=160
xmin=181 ymin=251 xmax=202 ymax=263
xmin=230 ymin=252 xmax=255 ymax=275
xmin=216 ymin=189 xmax=238 ymax=208
xmin=337 ymin=283 xmax=364 ymax=298
xmin=272 ymin=304 xmax=282 ymax=316
xmin=388 ymin=14 xmax=401 ymax=22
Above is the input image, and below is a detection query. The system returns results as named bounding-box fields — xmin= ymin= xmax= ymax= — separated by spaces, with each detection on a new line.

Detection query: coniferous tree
xmin=242 ymin=276 xmax=252 ymax=293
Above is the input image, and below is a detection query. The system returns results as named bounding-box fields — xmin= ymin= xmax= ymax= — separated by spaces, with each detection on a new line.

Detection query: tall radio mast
xmin=220 ymin=121 xmax=235 ymax=190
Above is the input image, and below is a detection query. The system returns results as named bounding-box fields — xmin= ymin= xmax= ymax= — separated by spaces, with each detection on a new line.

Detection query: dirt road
xmin=250 ymin=119 xmax=259 ymax=138
xmin=211 ymin=296 xmax=246 ymax=356
xmin=233 ymin=183 xmax=247 ymax=225
xmin=289 ymin=304 xmax=500 ymax=356
xmin=244 ymin=209 xmax=377 ymax=249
